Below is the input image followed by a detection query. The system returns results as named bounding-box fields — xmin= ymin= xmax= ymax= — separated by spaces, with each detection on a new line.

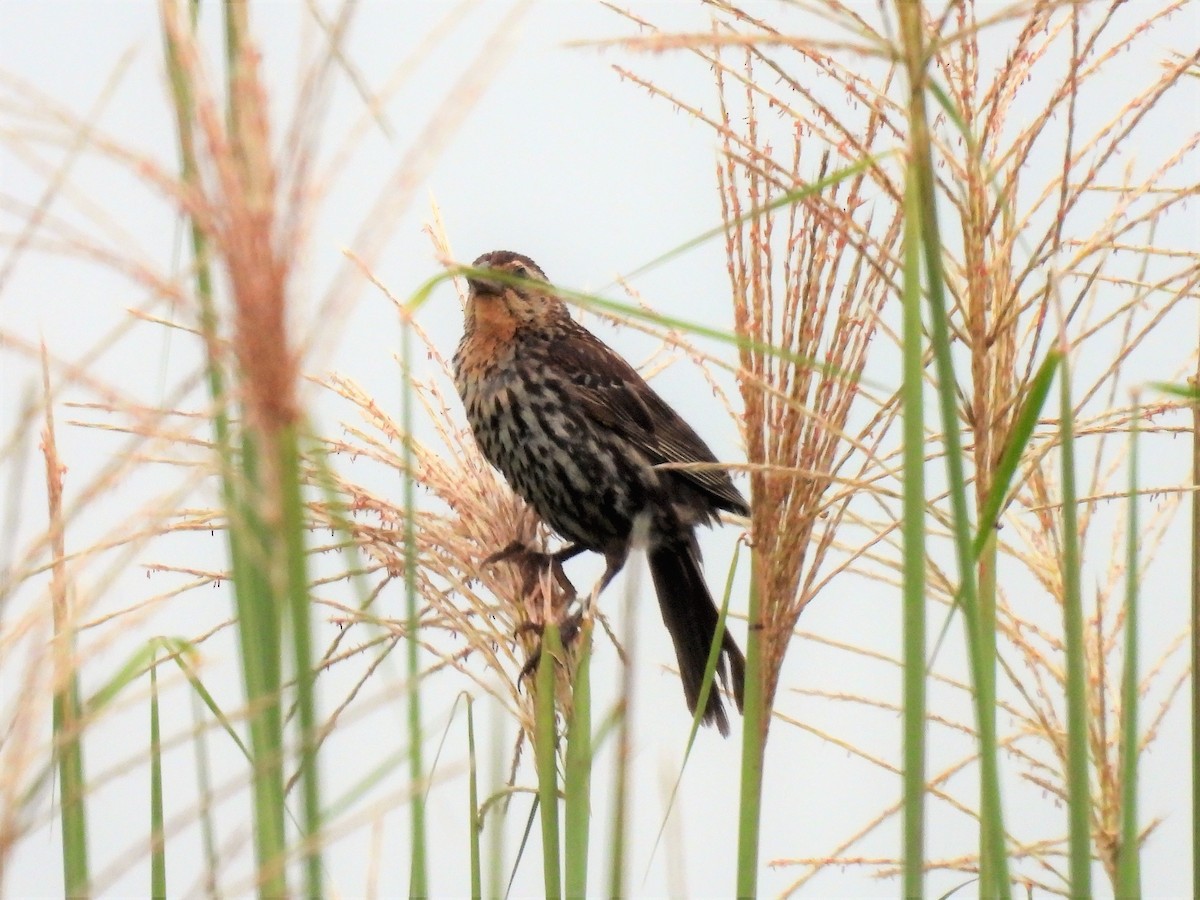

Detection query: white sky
xmin=2 ymin=1 xmax=1197 ymax=897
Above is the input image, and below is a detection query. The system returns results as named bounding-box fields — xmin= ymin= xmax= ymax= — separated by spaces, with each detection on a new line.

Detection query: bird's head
xmin=464 ymin=251 xmax=569 ymax=328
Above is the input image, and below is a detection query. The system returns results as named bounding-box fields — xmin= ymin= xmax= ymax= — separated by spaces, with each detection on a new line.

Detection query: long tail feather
xmin=648 ymin=537 xmax=745 ymax=736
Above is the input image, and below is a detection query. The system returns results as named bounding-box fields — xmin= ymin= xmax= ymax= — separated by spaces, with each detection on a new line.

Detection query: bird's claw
xmin=516 ymin=608 xmax=587 ymax=684
xmin=482 ymin=541 xmax=579 ymax=606
xmin=481 ymin=540 xmax=529 ymax=567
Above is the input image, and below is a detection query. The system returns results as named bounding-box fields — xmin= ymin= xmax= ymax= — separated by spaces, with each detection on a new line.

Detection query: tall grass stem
xmin=900 ymin=173 xmax=927 ymax=898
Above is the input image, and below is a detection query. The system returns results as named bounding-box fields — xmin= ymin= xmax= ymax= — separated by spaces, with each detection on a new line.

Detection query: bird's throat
xmin=462 ymin=296 xmax=518 ymax=374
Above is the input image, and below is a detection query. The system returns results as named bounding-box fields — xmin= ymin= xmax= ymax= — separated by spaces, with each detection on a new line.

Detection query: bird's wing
xmin=544 ymin=324 xmax=750 ymax=516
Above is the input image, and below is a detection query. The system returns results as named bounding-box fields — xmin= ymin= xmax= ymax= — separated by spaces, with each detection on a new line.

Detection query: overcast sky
xmin=2 ymin=1 xmax=1197 ymax=897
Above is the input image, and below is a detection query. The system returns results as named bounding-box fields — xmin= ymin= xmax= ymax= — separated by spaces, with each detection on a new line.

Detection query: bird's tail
xmin=648 ymin=537 xmax=746 ymax=736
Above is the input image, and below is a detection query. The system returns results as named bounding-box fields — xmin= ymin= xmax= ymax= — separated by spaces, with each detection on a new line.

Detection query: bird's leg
xmin=517 ymin=596 xmax=593 ymax=685
xmin=516 ymin=611 xmax=584 ymax=684
xmin=484 ymin=541 xmax=583 ymax=601
xmin=484 ymin=541 xmax=586 ymax=568
xmin=518 ymin=551 xmax=625 ymax=683
xmin=485 ymin=542 xmax=588 ymax=683
xmin=510 ymin=550 xmax=625 ymax=685
xmin=584 ymin=550 xmax=627 ymax=613
xmin=549 ymin=549 xmax=624 ymax=646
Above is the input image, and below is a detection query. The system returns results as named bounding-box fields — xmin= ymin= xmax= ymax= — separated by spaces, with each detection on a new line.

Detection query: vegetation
xmin=1 ymin=1 xmax=1195 ymax=896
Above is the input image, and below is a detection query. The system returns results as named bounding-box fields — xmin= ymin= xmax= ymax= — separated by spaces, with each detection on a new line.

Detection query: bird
xmin=452 ymin=250 xmax=748 ymax=736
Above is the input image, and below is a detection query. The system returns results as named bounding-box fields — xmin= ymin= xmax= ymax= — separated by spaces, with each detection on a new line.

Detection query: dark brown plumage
xmin=453 ymin=250 xmax=747 ymax=735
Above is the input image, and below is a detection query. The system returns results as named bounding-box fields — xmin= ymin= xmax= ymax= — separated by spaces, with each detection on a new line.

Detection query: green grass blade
xmin=901 ymin=170 xmax=927 ymax=898
xmin=84 ymin=641 xmax=165 ymax=716
xmin=647 ymin=539 xmax=744 ymax=874
xmin=400 ymin=318 xmax=428 ymax=898
xmin=466 ymin=698 xmax=482 ymax=900
xmin=410 ymin=267 xmax=840 ymax=380
xmin=150 ymin=654 xmax=166 ymax=900
xmin=1193 ymin=383 xmax=1200 ymax=900
xmin=896 ymin=3 xmax=1010 ymax=892
xmin=220 ymin=4 xmax=290 ymax=890
xmin=173 ymin=651 xmax=252 ymax=760
xmin=160 ymin=5 xmax=288 ymax=894
xmin=1057 ymin=347 xmax=1093 ymax=895
xmin=509 ymin=798 xmax=541 ymax=900
xmin=974 ymin=351 xmax=1061 ymax=557
xmin=563 ymin=622 xmax=593 ymax=900
xmin=488 ymin=702 xmax=506 ymax=900
xmin=190 ymin=690 xmax=220 ymax=897
xmin=735 ymin=555 xmax=765 ymax=899
xmin=232 ymin=437 xmax=288 ymax=899
xmin=614 ymin=156 xmax=885 ymax=286
xmin=535 ymin=623 xmax=563 ymax=899
xmin=42 ymin=355 xmax=89 ymax=898
xmin=1116 ymin=399 xmax=1142 ymax=896
xmin=1149 ymin=381 xmax=1200 ymax=402
xmin=690 ymin=541 xmax=742 ymax=748
xmin=324 ymin=746 xmax=412 ymax=822
xmin=975 ymin=533 xmax=1000 ymax=896
xmin=606 ymin=539 xmax=641 ymax=900
xmin=927 ymin=350 xmax=1061 ymax=671
xmin=53 ymin=673 xmax=88 ymax=898
xmin=278 ymin=425 xmax=322 ymax=897
xmin=51 ymin=645 xmax=89 ymax=898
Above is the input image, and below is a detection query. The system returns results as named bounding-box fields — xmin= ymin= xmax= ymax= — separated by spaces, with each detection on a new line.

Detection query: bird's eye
xmin=512 ymin=265 xmax=528 ymax=279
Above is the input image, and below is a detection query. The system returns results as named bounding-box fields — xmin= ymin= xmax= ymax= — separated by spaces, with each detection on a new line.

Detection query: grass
xmin=0 ymin=0 xmax=1196 ymax=896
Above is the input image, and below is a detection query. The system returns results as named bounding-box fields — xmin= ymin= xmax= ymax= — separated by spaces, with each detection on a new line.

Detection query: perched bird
xmin=453 ymin=250 xmax=748 ymax=735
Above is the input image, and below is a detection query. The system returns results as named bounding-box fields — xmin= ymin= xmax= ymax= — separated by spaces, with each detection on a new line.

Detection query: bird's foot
xmin=483 ymin=541 xmax=580 ymax=603
xmin=480 ymin=539 xmax=534 ymax=568
xmin=516 ymin=607 xmax=588 ymax=683
xmin=482 ymin=540 xmax=588 ymax=684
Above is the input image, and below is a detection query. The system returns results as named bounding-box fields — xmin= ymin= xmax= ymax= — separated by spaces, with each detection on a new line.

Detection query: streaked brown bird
xmin=453 ymin=250 xmax=748 ymax=735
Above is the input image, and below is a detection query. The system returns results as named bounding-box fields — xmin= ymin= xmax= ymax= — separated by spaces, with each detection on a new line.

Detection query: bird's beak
xmin=466 ymin=272 xmax=504 ymax=297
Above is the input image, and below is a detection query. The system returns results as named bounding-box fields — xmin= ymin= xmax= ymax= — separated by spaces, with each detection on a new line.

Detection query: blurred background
xmin=1 ymin=2 xmax=1196 ymax=896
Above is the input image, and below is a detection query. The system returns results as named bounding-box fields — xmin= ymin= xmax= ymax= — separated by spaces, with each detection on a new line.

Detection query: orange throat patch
xmin=461 ymin=295 xmax=518 ymax=376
